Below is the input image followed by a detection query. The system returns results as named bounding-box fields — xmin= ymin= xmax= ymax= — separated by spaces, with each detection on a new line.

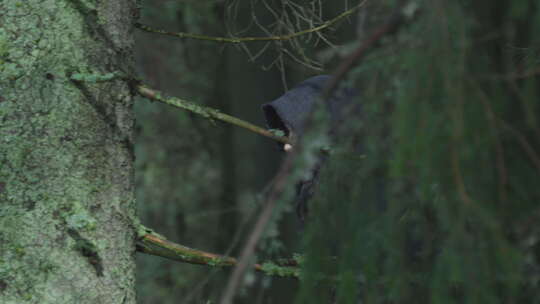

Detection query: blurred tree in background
xmin=134 ymin=0 xmax=540 ymax=303
xmin=299 ymin=1 xmax=540 ymax=304
xmin=135 ymin=1 xmax=288 ymax=302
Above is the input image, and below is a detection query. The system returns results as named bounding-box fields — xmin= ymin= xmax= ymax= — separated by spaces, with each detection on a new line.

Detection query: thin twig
xmin=499 ymin=120 xmax=540 ymax=172
xmin=219 ymin=152 xmax=298 ymax=304
xmin=135 ymin=2 xmax=366 ymax=43
xmin=135 ymin=84 xmax=290 ymax=145
xmin=325 ymin=0 xmax=418 ymax=98
xmin=473 ymin=81 xmax=508 ymax=202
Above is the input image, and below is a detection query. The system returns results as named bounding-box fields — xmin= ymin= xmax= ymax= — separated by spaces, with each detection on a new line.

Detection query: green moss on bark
xmin=0 ymin=0 xmax=137 ymax=303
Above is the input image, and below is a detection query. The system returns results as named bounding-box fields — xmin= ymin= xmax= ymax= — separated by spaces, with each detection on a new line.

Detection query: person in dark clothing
xmin=261 ymin=75 xmax=359 ymax=222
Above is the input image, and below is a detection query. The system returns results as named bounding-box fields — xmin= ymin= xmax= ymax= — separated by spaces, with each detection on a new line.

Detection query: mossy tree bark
xmin=1 ymin=1 xmax=137 ymax=303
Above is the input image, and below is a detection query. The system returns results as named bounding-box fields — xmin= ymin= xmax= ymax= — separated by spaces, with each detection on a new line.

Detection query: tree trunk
xmin=1 ymin=1 xmax=136 ymax=303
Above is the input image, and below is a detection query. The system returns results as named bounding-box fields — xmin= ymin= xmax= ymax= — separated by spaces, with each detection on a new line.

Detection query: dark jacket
xmin=261 ymin=75 xmax=359 ymax=222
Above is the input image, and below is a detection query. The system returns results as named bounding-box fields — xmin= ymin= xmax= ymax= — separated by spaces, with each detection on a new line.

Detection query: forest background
xmin=2 ymin=0 xmax=539 ymax=303
xmin=136 ymin=0 xmax=540 ymax=303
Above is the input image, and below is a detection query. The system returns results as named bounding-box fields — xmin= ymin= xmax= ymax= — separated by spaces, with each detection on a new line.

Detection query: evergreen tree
xmin=298 ymin=1 xmax=540 ymax=303
xmin=1 ymin=1 xmax=137 ymax=303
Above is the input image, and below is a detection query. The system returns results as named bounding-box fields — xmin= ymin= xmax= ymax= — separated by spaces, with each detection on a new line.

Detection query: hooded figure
xmin=262 ymin=75 xmax=358 ymax=222
xmin=262 ymin=75 xmax=357 ymax=151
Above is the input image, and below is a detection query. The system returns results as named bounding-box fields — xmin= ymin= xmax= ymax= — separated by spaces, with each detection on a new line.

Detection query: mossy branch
xmin=135 ymin=84 xmax=290 ymax=145
xmin=136 ymin=231 xmax=300 ymax=278
xmin=135 ymin=1 xmax=365 ymax=43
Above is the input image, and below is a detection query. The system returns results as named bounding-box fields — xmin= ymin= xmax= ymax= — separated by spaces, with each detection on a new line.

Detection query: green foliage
xmin=260 ymin=262 xmax=300 ymax=278
xmin=297 ymin=1 xmax=540 ymax=303
xmin=134 ymin=0 xmax=540 ymax=303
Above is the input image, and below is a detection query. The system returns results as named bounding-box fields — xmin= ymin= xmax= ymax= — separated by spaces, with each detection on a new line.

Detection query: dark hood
xmin=262 ymin=75 xmax=357 ymax=147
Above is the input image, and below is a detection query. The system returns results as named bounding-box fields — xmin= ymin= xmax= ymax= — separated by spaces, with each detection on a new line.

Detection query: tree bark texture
xmin=0 ymin=1 xmax=137 ymax=303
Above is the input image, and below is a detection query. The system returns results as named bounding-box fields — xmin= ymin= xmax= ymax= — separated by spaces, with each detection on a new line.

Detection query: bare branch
xmin=220 ymin=151 xmax=299 ymax=304
xmin=325 ymin=1 xmax=419 ymax=98
xmin=135 ymin=84 xmax=290 ymax=145
xmin=137 ymin=232 xmax=300 ymax=278
xmin=135 ymin=2 xmax=366 ymax=44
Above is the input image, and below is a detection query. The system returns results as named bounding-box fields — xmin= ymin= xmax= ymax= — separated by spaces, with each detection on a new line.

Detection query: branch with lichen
xmin=69 ymin=71 xmax=126 ymax=82
xmin=135 ymin=1 xmax=365 ymax=43
xmin=135 ymin=84 xmax=291 ymax=145
xmin=136 ymin=229 xmax=300 ymax=278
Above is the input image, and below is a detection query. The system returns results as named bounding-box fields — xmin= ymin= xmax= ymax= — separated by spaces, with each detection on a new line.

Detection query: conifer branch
xmin=136 ymin=232 xmax=300 ymax=278
xmin=325 ymin=1 xmax=419 ymax=98
xmin=135 ymin=84 xmax=290 ymax=145
xmin=135 ymin=1 xmax=366 ymax=43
